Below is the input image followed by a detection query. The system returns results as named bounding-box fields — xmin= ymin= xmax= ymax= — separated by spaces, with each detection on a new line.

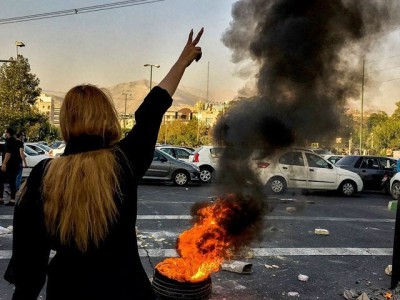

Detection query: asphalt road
xmin=0 ymin=182 xmax=397 ymax=300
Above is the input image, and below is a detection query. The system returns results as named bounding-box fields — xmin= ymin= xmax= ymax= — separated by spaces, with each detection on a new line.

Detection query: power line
xmin=378 ymin=77 xmax=400 ymax=83
xmin=0 ymin=0 xmax=164 ymax=25
xmin=371 ymin=65 xmax=400 ymax=73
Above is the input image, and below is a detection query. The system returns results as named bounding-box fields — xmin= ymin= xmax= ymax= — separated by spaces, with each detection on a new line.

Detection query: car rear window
xmin=210 ymin=148 xmax=224 ymax=158
xmin=336 ymin=156 xmax=355 ymax=166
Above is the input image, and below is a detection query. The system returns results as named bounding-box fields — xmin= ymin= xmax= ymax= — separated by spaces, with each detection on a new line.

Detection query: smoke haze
xmin=209 ymin=0 xmax=396 ymax=243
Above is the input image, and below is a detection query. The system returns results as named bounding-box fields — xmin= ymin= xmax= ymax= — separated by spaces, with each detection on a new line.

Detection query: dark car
xmin=335 ymin=155 xmax=397 ymax=191
xmin=142 ymin=149 xmax=201 ymax=186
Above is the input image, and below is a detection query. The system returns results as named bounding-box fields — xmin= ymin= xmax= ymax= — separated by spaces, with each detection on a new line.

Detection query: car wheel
xmin=392 ymin=182 xmax=400 ymax=200
xmin=199 ymin=167 xmax=213 ymax=183
xmin=267 ymin=177 xmax=286 ymax=194
xmin=339 ymin=180 xmax=356 ymax=196
xmin=173 ymin=171 xmax=189 ymax=186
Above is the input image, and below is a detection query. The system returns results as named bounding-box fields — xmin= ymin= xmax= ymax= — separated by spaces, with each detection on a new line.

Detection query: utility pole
xmin=122 ymin=93 xmax=131 ymax=131
xmin=360 ymin=59 xmax=365 ymax=155
xmin=144 ymin=64 xmax=160 ymax=91
xmin=206 ymin=61 xmax=210 ymax=102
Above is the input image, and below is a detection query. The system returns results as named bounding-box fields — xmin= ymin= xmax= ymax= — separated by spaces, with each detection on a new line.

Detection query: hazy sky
xmin=1 ymin=0 xmax=400 ymax=113
xmin=1 ymin=0 xmax=242 ymax=99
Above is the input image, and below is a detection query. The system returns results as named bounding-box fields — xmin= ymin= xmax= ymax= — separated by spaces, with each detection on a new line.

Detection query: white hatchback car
xmin=252 ymin=148 xmax=363 ymax=196
xmin=190 ymin=145 xmax=224 ymax=183
xmin=390 ymin=172 xmax=400 ymax=200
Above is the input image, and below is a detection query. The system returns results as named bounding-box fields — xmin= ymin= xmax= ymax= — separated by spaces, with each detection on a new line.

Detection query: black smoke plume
xmin=209 ymin=0 xmax=394 ymax=244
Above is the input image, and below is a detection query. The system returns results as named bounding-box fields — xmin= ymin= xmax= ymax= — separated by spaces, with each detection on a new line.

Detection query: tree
xmin=367 ymin=111 xmax=389 ymax=131
xmin=392 ymin=102 xmax=400 ymax=121
xmin=157 ymin=118 xmax=211 ymax=147
xmin=0 ymin=55 xmax=55 ymax=140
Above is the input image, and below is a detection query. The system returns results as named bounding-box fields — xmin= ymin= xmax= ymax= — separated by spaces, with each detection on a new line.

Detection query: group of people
xmin=0 ymin=128 xmax=27 ymax=206
xmin=4 ymin=28 xmax=204 ymax=299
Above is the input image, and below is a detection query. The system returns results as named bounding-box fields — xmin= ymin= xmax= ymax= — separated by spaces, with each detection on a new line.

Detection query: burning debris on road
xmin=155 ymin=193 xmax=265 ymax=283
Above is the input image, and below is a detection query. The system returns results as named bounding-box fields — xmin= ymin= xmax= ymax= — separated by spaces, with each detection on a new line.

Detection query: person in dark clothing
xmin=15 ymin=132 xmax=27 ymax=192
xmin=0 ymin=128 xmax=21 ymax=206
xmin=4 ymin=28 xmax=203 ymax=300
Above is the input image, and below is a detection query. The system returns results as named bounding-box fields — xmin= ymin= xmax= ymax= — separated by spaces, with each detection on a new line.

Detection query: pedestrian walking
xmin=4 ymin=28 xmax=204 ymax=300
xmin=0 ymin=128 xmax=21 ymax=206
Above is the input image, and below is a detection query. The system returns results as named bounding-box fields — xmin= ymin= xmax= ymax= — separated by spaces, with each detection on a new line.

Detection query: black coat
xmin=4 ymin=87 xmax=172 ymax=300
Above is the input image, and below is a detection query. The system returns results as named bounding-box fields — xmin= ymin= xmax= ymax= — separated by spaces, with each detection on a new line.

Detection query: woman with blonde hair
xmin=5 ymin=28 xmax=203 ymax=300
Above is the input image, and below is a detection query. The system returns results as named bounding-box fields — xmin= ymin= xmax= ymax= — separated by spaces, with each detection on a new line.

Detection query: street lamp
xmin=144 ymin=64 xmax=160 ymax=90
xmin=15 ymin=41 xmax=25 ymax=57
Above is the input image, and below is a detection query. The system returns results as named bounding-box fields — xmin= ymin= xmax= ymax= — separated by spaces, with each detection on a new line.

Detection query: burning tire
xmin=266 ymin=176 xmax=286 ymax=194
xmin=152 ymin=269 xmax=212 ymax=300
xmin=199 ymin=167 xmax=213 ymax=183
xmin=173 ymin=170 xmax=189 ymax=186
xmin=339 ymin=180 xmax=356 ymax=196
xmin=392 ymin=181 xmax=400 ymax=200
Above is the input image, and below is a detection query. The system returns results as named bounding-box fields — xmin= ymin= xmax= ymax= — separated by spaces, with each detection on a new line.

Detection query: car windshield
xmin=51 ymin=141 xmax=64 ymax=149
xmin=24 ymin=145 xmax=39 ymax=156
xmin=37 ymin=144 xmax=52 ymax=152
xmin=335 ymin=156 xmax=355 ymax=166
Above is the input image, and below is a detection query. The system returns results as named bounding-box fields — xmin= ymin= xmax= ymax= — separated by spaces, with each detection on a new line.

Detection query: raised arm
xmin=158 ymin=28 xmax=204 ymax=96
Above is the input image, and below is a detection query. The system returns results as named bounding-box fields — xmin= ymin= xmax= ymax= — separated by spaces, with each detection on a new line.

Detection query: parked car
xmin=49 ymin=141 xmax=66 ymax=157
xmin=322 ymin=154 xmax=345 ymax=165
xmin=309 ymin=148 xmax=332 ymax=155
xmin=25 ymin=142 xmax=53 ymax=155
xmin=0 ymin=142 xmax=52 ymax=177
xmin=335 ymin=155 xmax=397 ymax=191
xmin=251 ymin=148 xmax=363 ymax=196
xmin=189 ymin=145 xmax=224 ymax=183
xmin=142 ymin=149 xmax=201 ymax=186
xmin=156 ymin=146 xmax=194 ymax=162
xmin=390 ymin=172 xmax=400 ymax=200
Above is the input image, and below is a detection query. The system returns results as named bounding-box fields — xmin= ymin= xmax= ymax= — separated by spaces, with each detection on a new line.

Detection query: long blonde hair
xmin=43 ymin=85 xmax=122 ymax=252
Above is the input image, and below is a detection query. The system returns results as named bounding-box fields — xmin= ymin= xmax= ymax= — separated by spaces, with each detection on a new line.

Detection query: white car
xmin=390 ymin=172 xmax=400 ymax=200
xmin=22 ymin=145 xmax=53 ymax=177
xmin=156 ymin=146 xmax=194 ymax=162
xmin=251 ymin=148 xmax=363 ymax=196
xmin=189 ymin=145 xmax=224 ymax=183
xmin=49 ymin=141 xmax=66 ymax=157
xmin=0 ymin=142 xmax=52 ymax=177
xmin=25 ymin=142 xmax=53 ymax=155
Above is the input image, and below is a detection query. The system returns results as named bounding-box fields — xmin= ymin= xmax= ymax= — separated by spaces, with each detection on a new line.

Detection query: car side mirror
xmin=328 ymin=163 xmax=333 ymax=169
xmin=160 ymin=156 xmax=168 ymax=162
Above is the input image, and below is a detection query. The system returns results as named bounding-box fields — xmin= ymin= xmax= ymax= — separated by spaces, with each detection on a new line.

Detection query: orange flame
xmin=385 ymin=291 xmax=392 ymax=299
xmin=156 ymin=196 xmax=241 ymax=282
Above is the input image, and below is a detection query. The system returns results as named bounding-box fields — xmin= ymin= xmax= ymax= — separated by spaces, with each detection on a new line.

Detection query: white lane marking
xmin=137 ymin=215 xmax=394 ymax=222
xmin=0 ymin=248 xmax=392 ymax=259
xmin=0 ymin=215 xmax=395 ymax=222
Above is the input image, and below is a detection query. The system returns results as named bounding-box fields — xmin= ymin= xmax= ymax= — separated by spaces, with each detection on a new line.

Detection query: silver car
xmin=142 ymin=149 xmax=201 ymax=186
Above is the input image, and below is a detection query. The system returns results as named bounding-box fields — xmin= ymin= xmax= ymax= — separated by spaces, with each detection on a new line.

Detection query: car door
xmin=304 ymin=152 xmax=337 ymax=189
xmin=358 ymin=157 xmax=383 ymax=190
xmin=277 ymin=151 xmax=308 ymax=188
xmin=145 ymin=150 xmax=171 ymax=179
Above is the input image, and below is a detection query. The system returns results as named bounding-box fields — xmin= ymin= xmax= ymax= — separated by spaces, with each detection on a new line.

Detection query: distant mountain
xmin=107 ymin=80 xmax=204 ymax=114
xmin=50 ymin=80 xmax=234 ymax=113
